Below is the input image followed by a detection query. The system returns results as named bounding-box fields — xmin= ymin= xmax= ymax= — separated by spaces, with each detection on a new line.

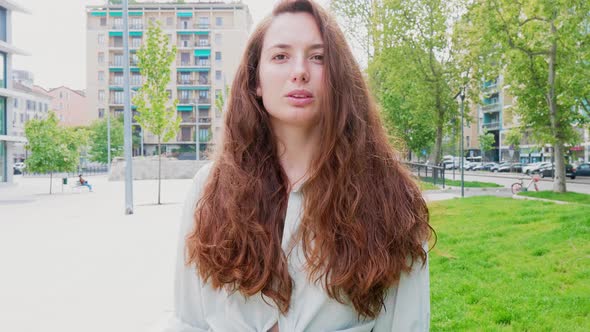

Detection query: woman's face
xmin=257 ymin=12 xmax=325 ymax=130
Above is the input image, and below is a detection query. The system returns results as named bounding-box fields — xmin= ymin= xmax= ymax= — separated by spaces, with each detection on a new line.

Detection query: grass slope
xmin=429 ymin=196 xmax=590 ymax=331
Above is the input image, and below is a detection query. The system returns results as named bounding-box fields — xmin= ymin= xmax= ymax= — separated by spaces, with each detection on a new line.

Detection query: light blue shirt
xmin=164 ymin=163 xmax=430 ymax=332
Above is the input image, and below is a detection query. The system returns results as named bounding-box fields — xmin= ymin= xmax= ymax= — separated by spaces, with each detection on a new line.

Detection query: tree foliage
xmin=132 ymin=20 xmax=180 ymax=204
xmin=461 ymin=0 xmax=590 ymax=192
xmin=24 ymin=112 xmax=84 ymax=194
xmin=479 ymin=128 xmax=496 ymax=162
xmin=88 ymin=115 xmax=124 ymax=164
xmin=332 ymin=0 xmax=467 ymax=164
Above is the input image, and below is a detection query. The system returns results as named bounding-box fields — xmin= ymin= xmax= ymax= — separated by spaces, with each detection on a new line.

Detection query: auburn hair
xmin=186 ymin=0 xmax=433 ymax=319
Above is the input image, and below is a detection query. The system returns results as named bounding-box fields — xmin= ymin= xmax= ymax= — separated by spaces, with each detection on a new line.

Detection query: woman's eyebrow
xmin=267 ymin=43 xmax=324 ymax=51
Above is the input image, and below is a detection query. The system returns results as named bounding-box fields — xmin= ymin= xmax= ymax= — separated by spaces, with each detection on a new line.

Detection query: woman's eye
xmin=311 ymin=54 xmax=324 ymax=61
xmin=272 ymin=54 xmax=287 ymax=60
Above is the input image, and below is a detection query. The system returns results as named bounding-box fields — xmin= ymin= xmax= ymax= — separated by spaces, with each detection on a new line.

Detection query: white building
xmin=0 ymin=0 xmax=30 ymax=184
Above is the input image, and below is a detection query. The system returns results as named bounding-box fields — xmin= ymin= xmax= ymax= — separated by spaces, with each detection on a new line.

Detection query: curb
xmin=511 ymin=194 xmax=570 ymax=205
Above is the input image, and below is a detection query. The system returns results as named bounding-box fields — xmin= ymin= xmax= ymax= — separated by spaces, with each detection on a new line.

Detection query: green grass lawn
xmin=429 ymin=196 xmax=590 ymax=331
xmin=518 ymin=190 xmax=590 ymax=205
xmin=420 ymin=176 xmax=503 ymax=188
xmin=419 ymin=181 xmax=441 ymax=191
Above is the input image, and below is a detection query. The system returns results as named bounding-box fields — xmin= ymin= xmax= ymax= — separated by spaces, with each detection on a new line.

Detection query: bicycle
xmin=511 ymin=174 xmax=541 ymax=194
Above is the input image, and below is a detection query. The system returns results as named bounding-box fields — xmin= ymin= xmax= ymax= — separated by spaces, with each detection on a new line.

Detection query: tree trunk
xmin=547 ymin=18 xmax=566 ymax=193
xmin=158 ymin=137 xmax=162 ymax=205
xmin=49 ymin=172 xmax=53 ymax=195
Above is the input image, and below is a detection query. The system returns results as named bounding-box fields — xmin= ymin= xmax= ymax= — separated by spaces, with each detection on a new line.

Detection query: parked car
xmin=497 ymin=163 xmax=523 ymax=173
xmin=490 ymin=162 xmax=511 ymax=172
xmin=538 ymin=164 xmax=576 ymax=179
xmin=13 ymin=162 xmax=25 ymax=175
xmin=464 ymin=162 xmax=481 ymax=170
xmin=522 ymin=162 xmax=552 ymax=175
xmin=574 ymin=163 xmax=590 ymax=177
xmin=473 ymin=162 xmax=498 ymax=171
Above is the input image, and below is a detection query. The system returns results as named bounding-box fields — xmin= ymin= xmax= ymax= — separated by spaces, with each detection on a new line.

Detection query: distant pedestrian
xmin=78 ymin=174 xmax=93 ymax=192
xmin=164 ymin=1 xmax=434 ymax=331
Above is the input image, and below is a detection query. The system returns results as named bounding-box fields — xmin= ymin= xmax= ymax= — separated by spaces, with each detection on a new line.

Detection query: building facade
xmin=0 ymin=0 xmax=29 ymax=184
xmin=86 ymin=1 xmax=252 ymax=159
xmin=45 ymin=86 xmax=90 ymax=127
xmin=10 ymin=70 xmax=51 ymax=163
xmin=465 ymin=75 xmax=588 ymax=164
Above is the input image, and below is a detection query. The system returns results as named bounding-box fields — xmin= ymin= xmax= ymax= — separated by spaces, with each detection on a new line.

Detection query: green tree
xmin=88 ymin=115 xmax=124 ymax=164
xmin=132 ymin=21 xmax=180 ymax=204
xmin=505 ymin=128 xmax=523 ymax=162
xmin=479 ymin=128 xmax=496 ymax=162
xmin=332 ymin=0 xmax=467 ymax=164
xmin=368 ymin=46 xmax=436 ymax=158
xmin=463 ymin=0 xmax=590 ymax=192
xmin=24 ymin=113 xmax=83 ymax=194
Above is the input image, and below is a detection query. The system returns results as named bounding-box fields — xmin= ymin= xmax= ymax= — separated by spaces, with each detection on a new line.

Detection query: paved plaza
xmin=1 ymin=174 xmax=194 ymax=332
xmin=1 ymin=172 xmax=569 ymax=331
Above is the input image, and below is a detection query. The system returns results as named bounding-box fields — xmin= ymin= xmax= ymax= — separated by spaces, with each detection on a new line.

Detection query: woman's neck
xmin=272 ymin=122 xmax=320 ymax=191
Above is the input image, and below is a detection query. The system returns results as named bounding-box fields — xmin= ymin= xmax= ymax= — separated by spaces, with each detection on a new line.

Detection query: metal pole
xmin=195 ymin=101 xmax=199 ymax=161
xmin=460 ymin=87 xmax=466 ymax=198
xmin=140 ymin=127 xmax=144 ymax=156
xmin=107 ymin=109 xmax=111 ymax=174
xmin=123 ymin=0 xmax=134 ymax=214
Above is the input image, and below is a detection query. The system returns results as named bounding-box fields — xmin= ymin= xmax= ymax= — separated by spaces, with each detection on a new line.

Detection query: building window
xmin=0 ymin=97 xmax=5 ymax=135
xmin=98 ymin=90 xmax=105 ymax=102
xmin=166 ymin=17 xmax=173 ymax=26
xmin=98 ymin=71 xmax=105 ymax=81
xmin=215 ymin=70 xmax=222 ymax=80
xmin=98 ymin=108 xmax=105 ymax=119
xmin=215 ymin=33 xmax=222 ymax=45
xmin=0 ymin=8 xmax=7 ymax=42
xmin=215 ymin=17 xmax=223 ymax=26
xmin=20 ymin=113 xmax=24 ymax=123
xmin=167 ymin=89 xmax=172 ymax=100
xmin=466 ymin=136 xmax=470 ymax=148
xmin=13 ymin=98 xmax=18 ymax=108
xmin=100 ymin=17 xmax=107 ymax=26
xmin=98 ymin=34 xmax=105 ymax=45
xmin=98 ymin=52 xmax=105 ymax=64
xmin=198 ymin=17 xmax=209 ymax=28
xmin=215 ymin=52 xmax=221 ymax=61
xmin=0 ymin=52 xmax=5 ymax=89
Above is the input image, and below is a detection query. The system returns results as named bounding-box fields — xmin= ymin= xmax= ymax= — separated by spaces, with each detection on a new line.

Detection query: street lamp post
xmin=454 ymin=87 xmax=466 ymax=198
xmin=195 ymin=101 xmax=199 ymax=161
xmin=122 ymin=0 xmax=134 ymax=214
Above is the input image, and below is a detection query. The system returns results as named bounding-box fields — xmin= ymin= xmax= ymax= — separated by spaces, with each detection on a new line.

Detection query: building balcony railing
xmin=178 ymin=98 xmax=197 ymax=105
xmin=481 ymin=102 xmax=501 ymax=111
xmin=110 ymin=43 xmax=123 ymax=48
xmin=196 ymin=60 xmax=210 ymax=67
xmin=177 ymin=79 xmax=195 ymax=85
xmin=196 ymin=41 xmax=211 ymax=47
xmin=198 ymin=117 xmax=211 ymax=124
xmin=112 ymin=24 xmax=123 ymax=30
xmin=110 ymin=99 xmax=124 ymax=105
xmin=180 ymin=116 xmax=196 ymax=123
xmin=129 ymin=23 xmax=144 ymax=30
xmin=198 ymin=98 xmax=211 ymax=104
xmin=177 ymin=22 xmax=194 ymax=30
xmin=482 ymin=121 xmax=500 ymax=130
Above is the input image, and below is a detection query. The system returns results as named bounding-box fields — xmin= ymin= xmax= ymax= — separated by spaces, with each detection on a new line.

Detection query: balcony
xmin=178 ymin=40 xmax=192 ymax=48
xmin=112 ymin=24 xmax=123 ymax=30
xmin=195 ymin=40 xmax=211 ymax=48
xmin=198 ymin=117 xmax=211 ymax=124
xmin=110 ymin=98 xmax=124 ymax=105
xmin=110 ymin=42 xmax=123 ymax=48
xmin=195 ymin=60 xmax=210 ymax=67
xmin=110 ymin=79 xmax=124 ymax=86
xmin=178 ymin=79 xmax=195 ymax=85
xmin=482 ymin=121 xmax=500 ymax=130
xmin=198 ymin=98 xmax=211 ymax=104
xmin=195 ymin=23 xmax=210 ymax=30
xmin=177 ymin=22 xmax=194 ymax=30
xmin=197 ymin=77 xmax=210 ymax=85
xmin=129 ymin=23 xmax=144 ymax=30
xmin=178 ymin=98 xmax=197 ymax=105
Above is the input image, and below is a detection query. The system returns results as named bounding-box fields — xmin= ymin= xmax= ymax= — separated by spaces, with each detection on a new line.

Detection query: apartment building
xmin=86 ymin=1 xmax=252 ymax=159
xmin=45 ymin=86 xmax=90 ymax=127
xmin=465 ymin=74 xmax=590 ymax=164
xmin=0 ymin=1 xmax=29 ymax=184
xmin=9 ymin=70 xmax=51 ymax=163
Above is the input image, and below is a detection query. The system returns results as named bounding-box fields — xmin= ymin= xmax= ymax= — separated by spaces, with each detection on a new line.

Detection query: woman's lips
xmin=286 ymin=96 xmax=314 ymax=106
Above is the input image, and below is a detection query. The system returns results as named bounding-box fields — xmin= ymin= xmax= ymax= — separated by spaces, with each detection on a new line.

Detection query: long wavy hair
xmin=186 ymin=0 xmax=433 ymax=319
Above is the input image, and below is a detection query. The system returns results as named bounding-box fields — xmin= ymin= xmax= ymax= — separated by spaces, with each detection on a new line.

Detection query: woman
xmin=166 ymin=0 xmax=433 ymax=331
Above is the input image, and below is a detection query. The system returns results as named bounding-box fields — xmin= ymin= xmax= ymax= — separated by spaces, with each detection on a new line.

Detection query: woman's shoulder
xmin=193 ymin=161 xmax=214 ymax=185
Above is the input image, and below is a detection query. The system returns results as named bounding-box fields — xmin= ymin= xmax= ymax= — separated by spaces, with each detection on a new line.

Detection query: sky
xmin=11 ymin=0 xmax=330 ymax=91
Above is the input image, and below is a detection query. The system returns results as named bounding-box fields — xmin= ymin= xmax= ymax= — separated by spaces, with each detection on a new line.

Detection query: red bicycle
xmin=511 ymin=174 xmax=541 ymax=194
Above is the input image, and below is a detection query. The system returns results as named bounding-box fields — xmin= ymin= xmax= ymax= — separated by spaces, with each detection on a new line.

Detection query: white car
xmin=522 ymin=162 xmax=551 ymax=175
xmin=13 ymin=162 xmax=26 ymax=174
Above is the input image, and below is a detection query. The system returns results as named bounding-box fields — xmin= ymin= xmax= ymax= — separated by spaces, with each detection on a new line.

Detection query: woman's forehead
xmin=262 ymin=13 xmax=322 ymax=51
